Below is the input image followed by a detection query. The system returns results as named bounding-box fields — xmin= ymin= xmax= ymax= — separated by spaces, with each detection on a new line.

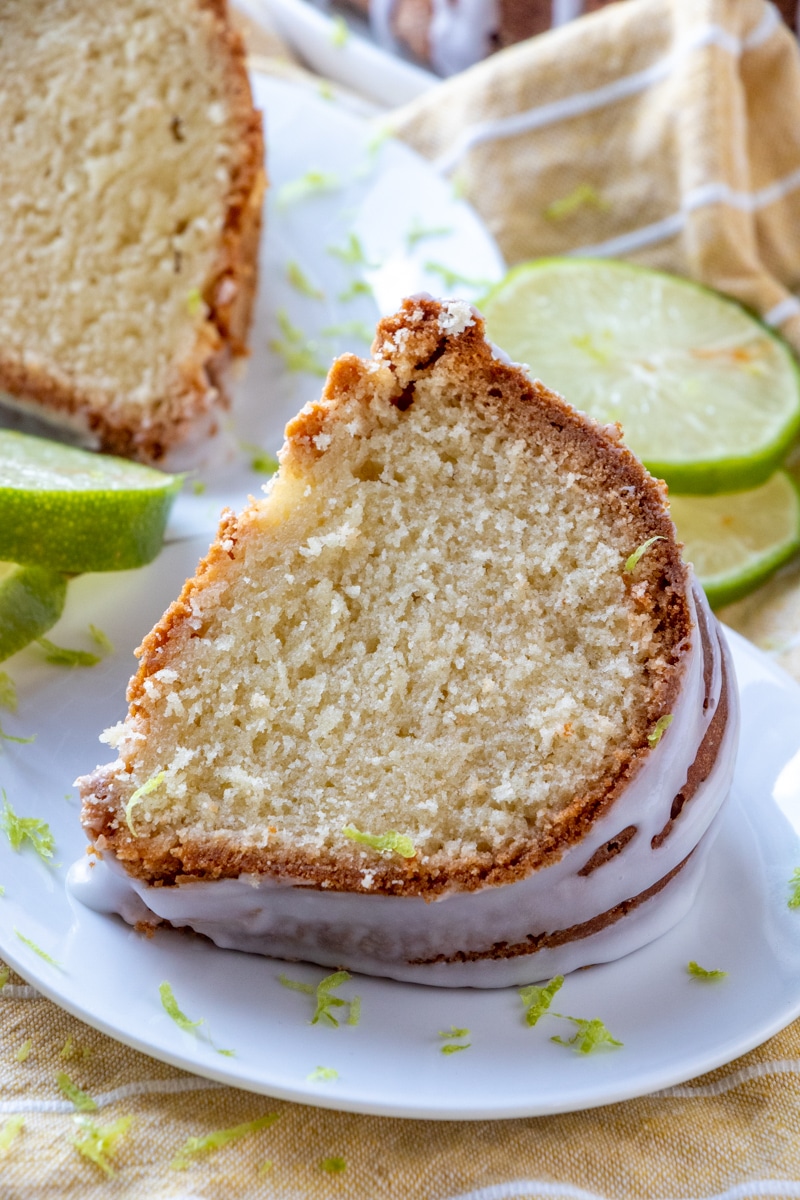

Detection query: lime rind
xmin=0 ymin=431 xmax=181 ymax=574
xmin=671 ymin=471 xmax=800 ymax=608
xmin=0 ymin=563 xmax=67 ymax=662
xmin=480 ymin=258 xmax=800 ymax=495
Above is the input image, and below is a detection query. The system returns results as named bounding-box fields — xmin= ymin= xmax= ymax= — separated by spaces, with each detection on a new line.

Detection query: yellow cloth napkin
xmin=4 ymin=2 xmax=800 ymax=1196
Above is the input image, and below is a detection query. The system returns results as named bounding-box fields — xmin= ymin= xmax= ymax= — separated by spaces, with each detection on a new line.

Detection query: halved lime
xmin=0 ymin=431 xmax=181 ymax=574
xmin=481 ymin=259 xmax=800 ymax=494
xmin=670 ymin=471 xmax=800 ymax=608
xmin=0 ymin=562 xmax=66 ymax=661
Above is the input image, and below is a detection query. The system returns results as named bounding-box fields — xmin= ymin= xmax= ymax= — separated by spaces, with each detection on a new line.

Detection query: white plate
xmin=2 ymin=77 xmax=800 ymax=1120
xmin=239 ymin=0 xmax=437 ymax=108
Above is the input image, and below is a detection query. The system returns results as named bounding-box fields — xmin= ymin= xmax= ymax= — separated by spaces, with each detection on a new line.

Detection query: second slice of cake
xmin=75 ymin=297 xmax=738 ymax=986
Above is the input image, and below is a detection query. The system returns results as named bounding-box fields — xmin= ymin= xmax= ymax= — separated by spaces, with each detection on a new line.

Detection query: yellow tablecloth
xmin=3 ymin=1 xmax=800 ymax=1196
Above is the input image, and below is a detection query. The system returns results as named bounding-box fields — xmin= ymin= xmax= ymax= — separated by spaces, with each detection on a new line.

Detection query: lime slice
xmin=481 ymin=259 xmax=800 ymax=494
xmin=670 ymin=471 xmax=800 ymax=607
xmin=0 ymin=431 xmax=181 ymax=574
xmin=0 ymin=562 xmax=67 ymax=662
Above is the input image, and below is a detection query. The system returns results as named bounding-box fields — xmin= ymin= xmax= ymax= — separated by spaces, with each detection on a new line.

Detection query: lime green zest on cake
xmin=286 ymin=261 xmax=324 ymax=300
xmin=441 ymin=1042 xmax=471 ymax=1054
xmin=308 ymin=1066 xmax=339 ymax=1081
xmin=647 ymin=714 xmax=673 ymax=748
xmin=15 ymin=1039 xmax=31 ymax=1063
xmin=424 ymin=261 xmax=491 ymax=291
xmin=1 ymin=794 xmax=55 ymax=860
xmin=328 ymin=233 xmax=375 ymax=269
xmin=70 ymin=1114 xmax=132 ymax=1177
xmin=0 ymin=723 xmax=34 ymax=746
xmin=338 ymin=279 xmax=371 ymax=303
xmin=0 ymin=672 xmax=17 ymax=712
xmin=687 ymin=960 xmax=728 ymax=981
xmin=14 ymin=930 xmax=61 ymax=968
xmin=277 ymin=170 xmax=340 ymax=209
xmin=544 ymin=183 xmax=610 ymax=222
xmin=36 ymin=637 xmax=101 ymax=668
xmin=171 ymin=1114 xmax=279 ymax=1170
xmin=279 ymin=970 xmax=357 ymax=1027
xmin=57 ymin=1072 xmax=98 ymax=1112
xmin=625 ymin=536 xmax=666 ymax=574
xmin=519 ymin=975 xmax=564 ymax=1027
xmin=321 ymin=1156 xmax=346 ymax=1174
xmin=330 ymin=14 xmax=349 ymax=46
xmin=125 ymin=773 xmax=166 ymax=835
xmin=0 ymin=1116 xmax=24 ymax=1157
xmin=551 ymin=1016 xmax=623 ymax=1054
xmin=407 ymin=218 xmax=454 ymax=249
xmin=269 ymin=310 xmax=328 ymax=376
xmin=788 ymin=868 xmax=800 ymax=909
xmin=186 ymin=288 xmax=203 ymax=317
xmin=342 ymin=826 xmax=415 ymax=858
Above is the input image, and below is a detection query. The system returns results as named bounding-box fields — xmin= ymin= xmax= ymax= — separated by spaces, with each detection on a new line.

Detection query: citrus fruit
xmin=0 ymin=431 xmax=181 ymax=574
xmin=481 ymin=259 xmax=800 ymax=494
xmin=0 ymin=562 xmax=67 ymax=662
xmin=670 ymin=470 xmax=800 ymax=608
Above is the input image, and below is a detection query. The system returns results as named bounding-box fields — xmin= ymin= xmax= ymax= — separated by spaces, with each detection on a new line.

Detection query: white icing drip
xmin=68 ymin=584 xmax=739 ymax=988
xmin=429 ymin=0 xmax=500 ymax=77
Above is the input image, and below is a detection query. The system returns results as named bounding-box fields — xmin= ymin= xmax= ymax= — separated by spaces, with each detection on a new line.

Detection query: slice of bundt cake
xmin=0 ymin=0 xmax=264 ymax=461
xmin=74 ymin=297 xmax=737 ymax=986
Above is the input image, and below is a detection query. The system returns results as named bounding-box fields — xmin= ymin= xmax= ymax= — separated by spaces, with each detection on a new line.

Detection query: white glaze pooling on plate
xmin=69 ymin=585 xmax=739 ymax=987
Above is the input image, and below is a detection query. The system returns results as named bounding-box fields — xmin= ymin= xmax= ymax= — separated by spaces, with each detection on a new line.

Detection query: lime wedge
xmin=0 ymin=431 xmax=181 ymax=574
xmin=670 ymin=471 xmax=800 ymax=607
xmin=0 ymin=562 xmax=66 ymax=662
xmin=481 ymin=259 xmax=800 ymax=494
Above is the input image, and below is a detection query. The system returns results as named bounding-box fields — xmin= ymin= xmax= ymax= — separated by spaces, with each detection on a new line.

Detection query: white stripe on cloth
xmin=764 ymin=296 xmax=800 ymax=326
xmin=434 ymin=13 xmax=782 ymax=173
xmin=441 ymin=1181 xmax=800 ymax=1200
xmin=0 ymin=1075 xmax=228 ymax=1115
xmin=652 ymin=1058 xmax=800 ymax=1098
xmin=0 ymin=984 xmax=41 ymax=999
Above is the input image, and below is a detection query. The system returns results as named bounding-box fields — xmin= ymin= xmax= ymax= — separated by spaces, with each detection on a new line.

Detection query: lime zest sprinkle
xmin=159 ymin=980 xmax=204 ymax=1034
xmin=519 ymin=975 xmax=564 ymax=1027
xmin=15 ymin=1039 xmax=31 ymax=1063
xmin=286 ymin=260 xmax=324 ymax=300
xmin=279 ymin=970 xmax=357 ymax=1027
xmin=342 ymin=825 xmax=415 ymax=858
xmin=1 ymin=794 xmax=56 ymax=860
xmin=318 ymin=79 xmax=335 ymax=101
xmin=14 ymin=929 xmax=61 ymax=968
xmin=58 ymin=1072 xmax=98 ymax=1112
xmin=544 ymin=183 xmax=610 ymax=222
xmin=551 ymin=1015 xmax=623 ymax=1054
xmin=277 ymin=170 xmax=340 ymax=209
xmin=0 ymin=1115 xmax=24 ymax=1156
xmin=451 ymin=172 xmax=468 ymax=200
xmin=321 ymin=1155 xmax=346 ymax=1174
xmin=0 ymin=966 xmax=8 ymax=990
xmin=330 ymin=14 xmax=349 ymax=45
xmin=36 ymin=636 xmax=101 ymax=668
xmin=338 ymin=279 xmax=371 ymax=303
xmin=240 ymin=441 xmax=280 ymax=475
xmin=191 ymin=479 xmax=206 ymax=495
xmin=61 ymin=1035 xmax=89 ymax=1061
xmin=687 ymin=960 xmax=728 ymax=981
xmin=88 ymin=624 xmax=114 ymax=656
xmin=647 ymin=714 xmax=674 ymax=748
xmin=322 ymin=321 xmax=374 ymax=343
xmin=788 ymin=868 xmax=800 ymax=909
xmin=308 ymin=1066 xmax=339 ymax=1081
xmin=171 ymin=1113 xmax=280 ymax=1170
xmin=70 ymin=1114 xmax=132 ymax=1177
xmin=269 ymin=309 xmax=328 ymax=376
xmin=0 ymin=723 xmax=34 ymax=746
xmin=328 ymin=232 xmax=375 ymax=269
xmin=186 ymin=288 xmax=204 ymax=317
xmin=625 ymin=535 xmax=666 ymax=574
xmin=0 ymin=672 xmax=17 ymax=713
xmin=570 ymin=332 xmax=611 ymax=364
xmin=439 ymin=1026 xmax=470 ymax=1039
xmin=407 ymin=218 xmax=454 ymax=248
xmin=347 ymin=995 xmax=361 ymax=1026
xmin=0 ymin=885 xmax=4 ymax=896
xmin=424 ymin=260 xmax=490 ymax=291
xmin=441 ymin=1042 xmax=471 ymax=1054
xmin=124 ymin=771 xmax=166 ymax=835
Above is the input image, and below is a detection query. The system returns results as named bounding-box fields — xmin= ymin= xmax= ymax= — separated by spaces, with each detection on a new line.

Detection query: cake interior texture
xmin=90 ymin=300 xmax=689 ymax=893
xmin=0 ymin=0 xmax=261 ymax=453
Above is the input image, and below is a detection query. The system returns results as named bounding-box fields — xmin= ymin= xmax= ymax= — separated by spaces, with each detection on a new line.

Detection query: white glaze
xmin=68 ymin=585 xmax=739 ymax=988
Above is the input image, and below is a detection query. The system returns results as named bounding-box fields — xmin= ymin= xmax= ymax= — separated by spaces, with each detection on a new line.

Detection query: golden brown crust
xmin=80 ymin=298 xmax=704 ymax=899
xmin=0 ymin=0 xmax=265 ymax=462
